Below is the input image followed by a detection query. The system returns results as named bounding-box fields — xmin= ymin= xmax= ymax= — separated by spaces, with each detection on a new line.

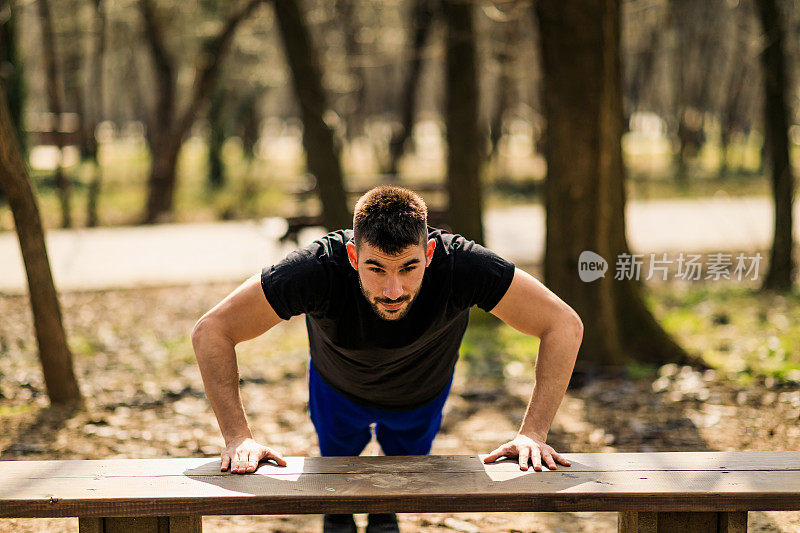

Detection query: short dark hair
xmin=353 ymin=186 xmax=428 ymax=254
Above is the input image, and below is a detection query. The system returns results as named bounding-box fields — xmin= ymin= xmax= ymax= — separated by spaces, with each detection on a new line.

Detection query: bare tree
xmin=207 ymin=86 xmax=227 ymax=190
xmin=386 ymin=0 xmax=437 ymax=176
xmin=334 ymin=0 xmax=368 ymax=141
xmin=272 ymin=0 xmax=350 ymax=230
xmin=488 ymin=15 xmax=520 ymax=161
xmin=442 ymin=0 xmax=484 ymax=244
xmin=756 ymin=0 xmax=795 ymax=290
xmin=0 ymin=85 xmax=82 ymax=406
xmin=0 ymin=0 xmax=25 ymax=158
xmin=36 ymin=0 xmax=72 ymax=228
xmin=139 ymin=0 xmax=265 ymax=223
xmin=537 ymin=0 xmax=688 ymax=367
xmin=717 ymin=1 xmax=761 ymax=177
xmin=61 ymin=0 xmax=88 ymax=159
xmin=85 ymin=0 xmax=106 ymax=227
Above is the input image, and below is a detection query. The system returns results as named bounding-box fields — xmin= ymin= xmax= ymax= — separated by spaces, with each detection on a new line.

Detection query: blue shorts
xmin=308 ymin=362 xmax=452 ymax=457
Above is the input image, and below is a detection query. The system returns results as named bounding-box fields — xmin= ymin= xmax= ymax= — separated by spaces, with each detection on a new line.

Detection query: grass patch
xmin=648 ymin=282 xmax=800 ymax=382
xmin=0 ymin=403 xmax=36 ymax=417
xmin=458 ymin=283 xmax=800 ymax=385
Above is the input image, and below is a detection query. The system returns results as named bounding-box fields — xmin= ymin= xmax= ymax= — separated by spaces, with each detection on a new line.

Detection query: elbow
xmin=191 ymin=316 xmax=221 ymax=358
xmin=565 ymin=308 xmax=583 ymax=350
xmin=190 ymin=318 xmax=207 ymax=355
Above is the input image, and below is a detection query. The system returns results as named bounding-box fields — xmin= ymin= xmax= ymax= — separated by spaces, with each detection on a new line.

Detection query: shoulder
xmin=261 ymin=229 xmax=353 ymax=318
xmin=315 ymin=229 xmax=354 ymax=265
xmin=281 ymin=229 xmax=353 ymax=271
xmin=426 ymin=227 xmax=462 ymax=260
xmin=429 ymin=228 xmax=515 ymax=312
xmin=428 ymin=227 xmax=505 ymax=267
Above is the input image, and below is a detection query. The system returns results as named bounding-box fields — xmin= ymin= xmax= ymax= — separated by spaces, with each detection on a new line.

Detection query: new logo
xmin=578 ymin=251 xmax=608 ymax=282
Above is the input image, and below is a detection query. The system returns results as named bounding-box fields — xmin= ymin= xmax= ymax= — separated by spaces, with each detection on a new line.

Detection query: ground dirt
xmin=1 ymin=283 xmax=798 ymax=532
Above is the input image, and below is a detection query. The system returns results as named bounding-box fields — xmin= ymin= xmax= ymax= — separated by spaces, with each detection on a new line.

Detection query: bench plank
xmin=4 ymin=469 xmax=800 ymax=499
xmin=2 ymin=452 xmax=799 ymax=479
xmin=1 ymin=453 xmax=800 ymax=517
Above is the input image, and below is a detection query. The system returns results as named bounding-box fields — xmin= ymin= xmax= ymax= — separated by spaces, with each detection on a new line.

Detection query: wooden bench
xmin=281 ymin=178 xmax=449 ymax=243
xmin=1 ymin=452 xmax=798 ymax=532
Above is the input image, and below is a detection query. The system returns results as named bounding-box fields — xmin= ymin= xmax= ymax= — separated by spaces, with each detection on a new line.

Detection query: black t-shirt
xmin=261 ymin=227 xmax=515 ymax=410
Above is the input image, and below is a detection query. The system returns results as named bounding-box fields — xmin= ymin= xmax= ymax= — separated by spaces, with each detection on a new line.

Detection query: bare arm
xmin=483 ymin=268 xmax=583 ymax=471
xmin=191 ymin=273 xmax=286 ymax=473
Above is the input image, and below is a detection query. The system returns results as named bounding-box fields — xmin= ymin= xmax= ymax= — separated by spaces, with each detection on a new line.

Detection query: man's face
xmin=346 ymin=239 xmax=436 ymax=321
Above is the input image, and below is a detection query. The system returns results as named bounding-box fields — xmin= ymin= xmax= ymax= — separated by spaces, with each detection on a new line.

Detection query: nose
xmin=383 ymin=275 xmax=404 ymax=300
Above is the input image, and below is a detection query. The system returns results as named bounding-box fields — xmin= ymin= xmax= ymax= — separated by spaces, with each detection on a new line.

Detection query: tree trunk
xmin=236 ymin=92 xmax=259 ymax=160
xmin=273 ymin=0 xmax=350 ymax=230
xmin=61 ymin=9 xmax=88 ymax=160
xmin=626 ymin=21 xmax=661 ymax=114
xmin=537 ymin=0 xmax=689 ymax=369
xmin=0 ymin=0 xmax=25 ymax=158
xmin=442 ymin=0 xmax=484 ymax=244
xmin=145 ymin=136 xmax=182 ymax=223
xmin=489 ymin=18 xmax=518 ymax=161
xmin=207 ymin=87 xmax=226 ymax=190
xmin=756 ymin=0 xmax=795 ymax=291
xmin=140 ymin=0 xmax=264 ymax=223
xmin=235 ymin=92 xmax=259 ymax=206
xmin=0 ymin=85 xmax=82 ymax=406
xmin=718 ymin=39 xmax=747 ymax=179
xmin=335 ymin=0 xmax=367 ymax=140
xmin=386 ymin=0 xmax=436 ymax=176
xmin=86 ymin=0 xmax=106 ymax=228
xmin=36 ymin=0 xmax=72 ymax=228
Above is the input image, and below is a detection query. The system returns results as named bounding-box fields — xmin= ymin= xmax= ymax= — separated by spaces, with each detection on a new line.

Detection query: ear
xmin=346 ymin=241 xmax=358 ymax=270
xmin=425 ymin=239 xmax=436 ymax=267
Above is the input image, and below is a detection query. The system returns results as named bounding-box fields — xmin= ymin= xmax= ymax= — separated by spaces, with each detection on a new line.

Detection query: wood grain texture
xmin=1 ymin=454 xmax=798 ymax=518
xmin=617 ymin=511 xmax=747 ymax=533
xmin=78 ymin=517 xmax=103 ymax=533
xmin=78 ymin=516 xmax=201 ymax=533
xmin=2 ymin=452 xmax=799 ymax=478
xmin=719 ymin=512 xmax=748 ymax=533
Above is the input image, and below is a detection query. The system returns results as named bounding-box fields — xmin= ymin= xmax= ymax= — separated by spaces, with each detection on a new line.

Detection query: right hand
xmin=220 ymin=436 xmax=287 ymax=473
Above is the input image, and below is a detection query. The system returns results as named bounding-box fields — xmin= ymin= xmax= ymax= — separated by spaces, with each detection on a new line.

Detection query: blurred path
xmin=0 ymin=196 xmax=788 ymax=293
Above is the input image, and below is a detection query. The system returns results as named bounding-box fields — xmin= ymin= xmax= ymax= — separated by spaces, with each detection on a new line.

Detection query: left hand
xmin=483 ymin=433 xmax=571 ymax=471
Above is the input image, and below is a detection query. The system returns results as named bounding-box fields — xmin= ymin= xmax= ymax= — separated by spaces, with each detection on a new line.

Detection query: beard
xmin=358 ymin=277 xmax=421 ymax=321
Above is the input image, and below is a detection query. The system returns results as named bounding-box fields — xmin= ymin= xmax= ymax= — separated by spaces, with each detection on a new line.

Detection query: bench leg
xmin=79 ymin=516 xmax=202 ymax=533
xmin=618 ymin=511 xmax=747 ymax=532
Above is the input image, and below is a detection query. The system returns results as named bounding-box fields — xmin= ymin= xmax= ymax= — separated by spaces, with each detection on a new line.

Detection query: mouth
xmin=378 ymin=300 xmax=407 ymax=313
xmin=380 ymin=301 xmax=405 ymax=311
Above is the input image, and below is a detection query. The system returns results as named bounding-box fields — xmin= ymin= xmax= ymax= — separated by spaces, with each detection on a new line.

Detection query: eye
xmin=369 ymin=267 xmax=384 ymax=273
xmin=401 ymin=266 xmax=417 ymax=273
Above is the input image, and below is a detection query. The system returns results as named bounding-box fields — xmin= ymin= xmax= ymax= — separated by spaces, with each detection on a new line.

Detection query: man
xmin=191 ymin=186 xmax=582 ymax=533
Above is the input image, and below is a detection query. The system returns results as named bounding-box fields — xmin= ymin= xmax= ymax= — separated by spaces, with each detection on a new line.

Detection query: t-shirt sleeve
xmin=261 ymin=245 xmax=331 ymax=320
xmin=451 ymin=237 xmax=516 ymax=312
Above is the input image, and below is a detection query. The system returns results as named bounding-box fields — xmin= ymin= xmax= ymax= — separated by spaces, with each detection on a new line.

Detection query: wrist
xmin=224 ymin=432 xmax=253 ymax=446
xmin=518 ymin=428 xmax=548 ymax=442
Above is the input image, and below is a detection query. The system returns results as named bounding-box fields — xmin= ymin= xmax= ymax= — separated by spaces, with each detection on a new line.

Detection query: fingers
xmin=225 ymin=444 xmax=287 ymax=474
xmin=230 ymin=451 xmax=246 ymax=474
xmin=542 ymin=451 xmax=558 ymax=471
xmin=518 ymin=446 xmax=530 ymax=471
xmin=485 ymin=438 xmax=570 ymax=472
xmin=264 ymin=447 xmax=288 ymax=467
xmin=483 ymin=445 xmax=510 ymax=464
xmin=230 ymin=450 xmax=256 ymax=474
xmin=553 ymin=451 xmax=571 ymax=467
xmin=532 ymin=450 xmax=543 ymax=472
xmin=245 ymin=451 xmax=260 ymax=473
